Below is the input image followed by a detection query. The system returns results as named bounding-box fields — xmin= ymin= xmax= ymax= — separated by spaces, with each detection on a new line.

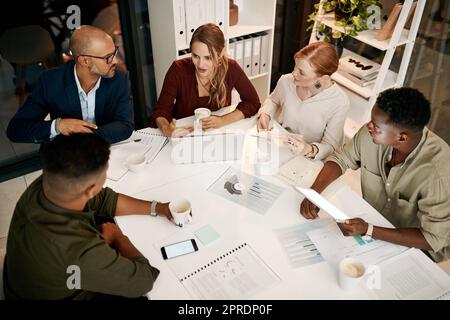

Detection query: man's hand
xmin=161 ymin=119 xmax=193 ymax=137
xmin=337 ymin=218 xmax=369 ymax=236
xmin=201 ymin=115 xmax=225 ymax=130
xmin=155 ymin=202 xmax=174 ymax=222
xmin=257 ymin=113 xmax=272 ymax=131
xmin=58 ymin=118 xmax=98 ymax=135
xmin=300 ymin=198 xmax=320 ymax=219
xmin=99 ymin=222 xmax=123 ymax=246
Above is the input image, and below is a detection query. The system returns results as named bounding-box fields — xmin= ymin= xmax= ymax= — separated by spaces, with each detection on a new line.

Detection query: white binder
xmin=251 ymin=34 xmax=261 ymax=76
xmin=243 ymin=35 xmax=253 ymax=77
xmin=173 ymin=0 xmax=187 ymax=50
xmin=228 ymin=38 xmax=236 ymax=60
xmin=214 ymin=0 xmax=226 ymax=33
xmin=205 ymin=0 xmax=215 ymax=23
xmin=259 ymin=32 xmax=270 ymax=73
xmin=234 ymin=37 xmax=244 ymax=69
xmin=185 ymin=0 xmax=207 ymax=41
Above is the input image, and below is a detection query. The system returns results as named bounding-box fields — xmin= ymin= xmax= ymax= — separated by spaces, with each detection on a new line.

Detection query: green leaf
xmin=335 ymin=19 xmax=347 ymax=27
xmin=332 ymin=30 xmax=343 ymax=38
xmin=318 ymin=23 xmax=328 ymax=32
xmin=347 ymin=29 xmax=357 ymax=36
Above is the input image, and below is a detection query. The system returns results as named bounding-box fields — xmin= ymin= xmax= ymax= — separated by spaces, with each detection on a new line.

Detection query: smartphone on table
xmin=161 ymin=239 xmax=198 ymax=260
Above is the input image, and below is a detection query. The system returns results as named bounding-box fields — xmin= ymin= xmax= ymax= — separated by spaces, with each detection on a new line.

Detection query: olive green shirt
xmin=4 ymin=176 xmax=160 ymax=299
xmin=327 ymin=126 xmax=450 ymax=262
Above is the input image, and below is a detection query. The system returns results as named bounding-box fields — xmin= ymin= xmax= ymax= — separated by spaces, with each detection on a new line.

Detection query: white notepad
xmin=107 ymin=128 xmax=168 ymax=181
xmin=177 ymin=243 xmax=280 ymax=300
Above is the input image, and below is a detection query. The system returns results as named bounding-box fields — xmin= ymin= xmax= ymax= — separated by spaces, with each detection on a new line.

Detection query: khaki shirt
xmin=4 ymin=176 xmax=160 ymax=299
xmin=327 ymin=126 xmax=450 ymax=262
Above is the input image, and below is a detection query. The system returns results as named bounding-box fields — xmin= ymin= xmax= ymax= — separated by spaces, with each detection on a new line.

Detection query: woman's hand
xmin=257 ymin=113 xmax=272 ymax=131
xmin=201 ymin=115 xmax=225 ymax=130
xmin=279 ymin=134 xmax=309 ymax=156
xmin=161 ymin=119 xmax=193 ymax=137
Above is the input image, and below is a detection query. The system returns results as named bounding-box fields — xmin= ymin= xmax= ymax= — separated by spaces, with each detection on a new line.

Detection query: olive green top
xmin=327 ymin=126 xmax=450 ymax=262
xmin=4 ymin=176 xmax=159 ymax=299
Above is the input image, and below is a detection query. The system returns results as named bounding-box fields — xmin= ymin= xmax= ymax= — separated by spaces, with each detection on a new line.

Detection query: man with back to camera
xmin=300 ymin=87 xmax=450 ymax=262
xmin=4 ymin=133 xmax=175 ymax=299
xmin=7 ymin=25 xmax=134 ymax=144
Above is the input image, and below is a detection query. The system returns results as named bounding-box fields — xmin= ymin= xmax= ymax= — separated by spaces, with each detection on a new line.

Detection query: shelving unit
xmin=309 ymin=0 xmax=426 ymax=139
xmin=147 ymin=0 xmax=276 ymax=104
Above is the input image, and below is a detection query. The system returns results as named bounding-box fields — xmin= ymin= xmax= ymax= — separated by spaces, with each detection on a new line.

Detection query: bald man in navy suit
xmin=7 ymin=25 xmax=134 ymax=144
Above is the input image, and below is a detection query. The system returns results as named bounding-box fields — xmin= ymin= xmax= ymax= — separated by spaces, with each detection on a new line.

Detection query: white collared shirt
xmin=50 ymin=65 xmax=101 ymax=138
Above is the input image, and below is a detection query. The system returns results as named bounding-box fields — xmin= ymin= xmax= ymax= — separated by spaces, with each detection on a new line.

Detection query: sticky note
xmin=194 ymin=225 xmax=220 ymax=246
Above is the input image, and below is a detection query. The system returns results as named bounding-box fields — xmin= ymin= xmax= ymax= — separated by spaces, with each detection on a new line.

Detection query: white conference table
xmin=106 ymin=110 xmax=445 ymax=300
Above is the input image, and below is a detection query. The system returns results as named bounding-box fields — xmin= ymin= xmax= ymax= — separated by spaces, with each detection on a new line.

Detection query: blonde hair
xmin=294 ymin=41 xmax=339 ymax=77
xmin=190 ymin=23 xmax=228 ymax=107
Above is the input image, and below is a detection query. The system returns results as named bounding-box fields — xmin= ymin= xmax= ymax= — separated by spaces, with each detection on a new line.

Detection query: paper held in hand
xmin=295 ymin=187 xmax=350 ymax=222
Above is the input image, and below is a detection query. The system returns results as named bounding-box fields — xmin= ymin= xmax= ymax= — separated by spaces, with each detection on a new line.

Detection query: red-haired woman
xmin=257 ymin=41 xmax=349 ymax=160
xmin=151 ymin=23 xmax=260 ymax=137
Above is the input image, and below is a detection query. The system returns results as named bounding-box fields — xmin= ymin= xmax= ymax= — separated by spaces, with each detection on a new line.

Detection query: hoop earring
xmin=314 ymin=81 xmax=322 ymax=90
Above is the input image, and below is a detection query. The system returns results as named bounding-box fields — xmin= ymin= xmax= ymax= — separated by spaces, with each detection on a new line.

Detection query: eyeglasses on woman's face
xmin=79 ymin=46 xmax=119 ymax=64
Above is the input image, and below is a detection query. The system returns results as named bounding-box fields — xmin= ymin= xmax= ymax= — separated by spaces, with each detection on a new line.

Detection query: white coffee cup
xmin=338 ymin=257 xmax=366 ymax=291
xmin=194 ymin=108 xmax=211 ymax=131
xmin=125 ymin=153 xmax=146 ymax=173
xmin=169 ymin=199 xmax=193 ymax=228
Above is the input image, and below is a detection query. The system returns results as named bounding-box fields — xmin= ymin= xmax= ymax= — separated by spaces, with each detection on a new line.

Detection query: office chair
xmin=0 ymin=25 xmax=55 ymax=105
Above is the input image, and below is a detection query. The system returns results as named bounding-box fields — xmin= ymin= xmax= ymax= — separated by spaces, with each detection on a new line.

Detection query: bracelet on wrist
xmin=304 ymin=144 xmax=318 ymax=159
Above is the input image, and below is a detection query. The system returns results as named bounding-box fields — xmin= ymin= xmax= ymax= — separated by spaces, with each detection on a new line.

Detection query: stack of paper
xmin=338 ymin=53 xmax=381 ymax=87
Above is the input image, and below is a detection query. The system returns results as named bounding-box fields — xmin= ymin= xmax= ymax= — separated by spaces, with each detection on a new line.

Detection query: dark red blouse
xmin=150 ymin=58 xmax=260 ymax=127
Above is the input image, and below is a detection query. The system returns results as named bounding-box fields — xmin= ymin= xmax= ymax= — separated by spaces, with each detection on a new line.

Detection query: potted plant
xmin=308 ymin=0 xmax=382 ymax=39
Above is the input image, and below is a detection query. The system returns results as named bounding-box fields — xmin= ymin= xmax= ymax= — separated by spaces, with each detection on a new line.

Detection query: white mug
xmin=338 ymin=257 xmax=366 ymax=291
xmin=125 ymin=153 xmax=146 ymax=173
xmin=194 ymin=108 xmax=211 ymax=131
xmin=169 ymin=199 xmax=193 ymax=227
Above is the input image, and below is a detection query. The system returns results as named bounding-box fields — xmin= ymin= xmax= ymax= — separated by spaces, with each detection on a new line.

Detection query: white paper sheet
xmin=274 ymin=219 xmax=334 ymax=268
xmin=275 ymin=156 xmax=323 ymax=188
xmin=208 ymin=167 xmax=285 ymax=215
xmin=307 ymin=223 xmax=406 ymax=267
xmin=366 ymin=248 xmax=450 ymax=300
xmin=296 ymin=187 xmax=350 ymax=222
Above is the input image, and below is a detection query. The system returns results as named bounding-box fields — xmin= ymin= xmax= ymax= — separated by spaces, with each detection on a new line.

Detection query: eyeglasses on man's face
xmin=348 ymin=58 xmax=373 ymax=70
xmin=79 ymin=46 xmax=119 ymax=64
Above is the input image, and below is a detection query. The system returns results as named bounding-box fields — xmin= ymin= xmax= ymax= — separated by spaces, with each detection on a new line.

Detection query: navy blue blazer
xmin=7 ymin=61 xmax=134 ymax=144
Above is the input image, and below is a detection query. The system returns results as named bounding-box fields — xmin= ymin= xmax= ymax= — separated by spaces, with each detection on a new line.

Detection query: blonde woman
xmin=257 ymin=41 xmax=349 ymax=160
xmin=151 ymin=23 xmax=260 ymax=137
